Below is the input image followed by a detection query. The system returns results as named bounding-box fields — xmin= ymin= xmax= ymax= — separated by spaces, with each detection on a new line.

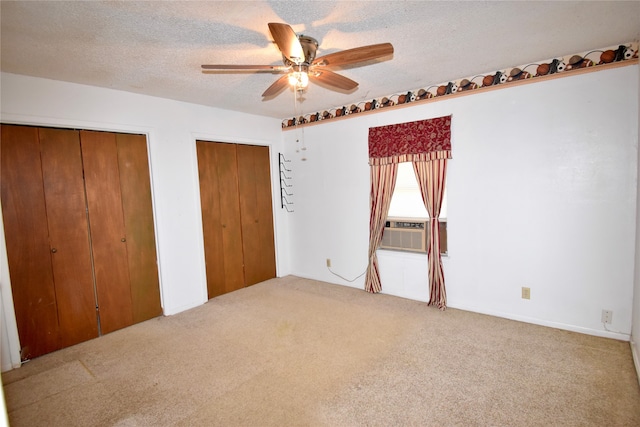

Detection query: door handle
xmin=51 ymin=248 xmax=57 ymax=253
xmin=121 ymin=238 xmax=126 ymax=242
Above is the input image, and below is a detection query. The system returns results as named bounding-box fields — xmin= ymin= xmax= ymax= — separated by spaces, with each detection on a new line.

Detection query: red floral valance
xmin=368 ymin=115 xmax=452 ymax=165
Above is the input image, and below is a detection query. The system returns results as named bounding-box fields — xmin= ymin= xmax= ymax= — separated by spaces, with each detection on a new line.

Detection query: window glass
xmin=387 ymin=162 xmax=447 ymax=219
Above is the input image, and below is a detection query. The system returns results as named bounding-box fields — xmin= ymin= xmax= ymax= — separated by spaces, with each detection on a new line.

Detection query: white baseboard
xmin=446 ymin=302 xmax=631 ymax=341
xmin=288 ymin=274 xmax=632 ymax=341
xmin=631 ymin=337 xmax=640 ymax=386
xmin=1 ymin=359 xmax=22 ymax=373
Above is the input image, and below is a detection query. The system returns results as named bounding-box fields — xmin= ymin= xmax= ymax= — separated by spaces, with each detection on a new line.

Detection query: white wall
xmin=1 ymin=65 xmax=637 ymax=372
xmin=0 ymin=73 xmax=288 ymax=371
xmin=284 ymin=65 xmax=638 ymax=340
xmin=632 ymin=63 xmax=640 ymax=382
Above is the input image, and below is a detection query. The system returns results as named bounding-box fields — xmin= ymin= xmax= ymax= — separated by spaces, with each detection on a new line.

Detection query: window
xmin=385 ymin=162 xmax=447 ymax=254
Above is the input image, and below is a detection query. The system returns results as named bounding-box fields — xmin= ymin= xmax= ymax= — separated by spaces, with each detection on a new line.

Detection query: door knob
xmin=51 ymin=248 xmax=57 ymax=253
xmin=121 ymin=238 xmax=126 ymax=242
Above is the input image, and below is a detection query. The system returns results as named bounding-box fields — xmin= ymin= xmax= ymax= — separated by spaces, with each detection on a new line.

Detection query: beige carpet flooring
xmin=2 ymin=275 xmax=640 ymax=426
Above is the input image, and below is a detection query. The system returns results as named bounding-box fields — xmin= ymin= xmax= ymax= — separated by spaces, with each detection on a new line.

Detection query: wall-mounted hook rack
xmin=279 ymin=153 xmax=293 ymax=212
xmin=280 ymin=160 xmax=292 ymax=172
xmin=281 ymin=196 xmax=294 ymax=212
xmin=280 ymin=170 xmax=292 ymax=180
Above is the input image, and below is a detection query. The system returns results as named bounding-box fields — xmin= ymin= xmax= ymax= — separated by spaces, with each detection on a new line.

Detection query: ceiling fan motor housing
xmin=283 ymin=35 xmax=318 ymax=66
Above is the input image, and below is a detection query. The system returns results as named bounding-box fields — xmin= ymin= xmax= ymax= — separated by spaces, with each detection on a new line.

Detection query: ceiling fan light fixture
xmin=288 ymin=64 xmax=309 ymax=89
xmin=288 ymin=71 xmax=309 ymax=89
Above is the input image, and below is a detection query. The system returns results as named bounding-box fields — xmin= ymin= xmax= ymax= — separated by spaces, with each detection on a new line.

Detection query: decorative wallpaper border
xmin=281 ymin=41 xmax=638 ymax=129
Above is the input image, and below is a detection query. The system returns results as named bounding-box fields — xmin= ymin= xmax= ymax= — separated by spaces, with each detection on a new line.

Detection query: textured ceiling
xmin=1 ymin=1 xmax=639 ymax=120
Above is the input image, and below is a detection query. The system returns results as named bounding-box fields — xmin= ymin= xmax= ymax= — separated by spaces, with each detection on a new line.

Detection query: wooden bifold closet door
xmin=0 ymin=126 xmax=94 ymax=358
xmin=40 ymin=128 xmax=99 ymax=348
xmin=1 ymin=125 xmax=162 ymax=360
xmin=236 ymin=144 xmax=277 ymax=286
xmin=196 ymin=141 xmax=276 ymax=299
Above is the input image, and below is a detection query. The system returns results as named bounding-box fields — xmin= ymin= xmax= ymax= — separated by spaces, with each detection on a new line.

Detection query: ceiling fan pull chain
xmin=298 ymin=90 xmax=307 ymax=156
xmin=293 ymin=87 xmax=307 ymax=161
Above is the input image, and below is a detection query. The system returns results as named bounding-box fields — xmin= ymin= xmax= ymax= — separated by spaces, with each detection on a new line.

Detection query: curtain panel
xmin=366 ymin=115 xmax=452 ymax=308
xmin=364 ymin=163 xmax=398 ymax=293
xmin=413 ymin=159 xmax=448 ymax=309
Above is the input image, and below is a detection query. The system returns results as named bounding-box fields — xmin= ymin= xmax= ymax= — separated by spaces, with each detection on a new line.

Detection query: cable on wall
xmin=327 ymin=264 xmax=367 ymax=283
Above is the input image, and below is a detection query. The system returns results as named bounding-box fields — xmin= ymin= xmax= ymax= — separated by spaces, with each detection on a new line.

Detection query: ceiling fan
xmin=201 ymin=23 xmax=394 ymax=98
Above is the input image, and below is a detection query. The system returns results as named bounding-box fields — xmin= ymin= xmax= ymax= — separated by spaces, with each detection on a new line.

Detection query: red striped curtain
xmin=367 ymin=115 xmax=452 ymax=305
xmin=414 ymin=159 xmax=448 ymax=309
xmin=365 ymin=163 xmax=398 ymax=293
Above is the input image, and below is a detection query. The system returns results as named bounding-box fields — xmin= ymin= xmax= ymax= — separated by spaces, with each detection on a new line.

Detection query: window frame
xmin=382 ymin=162 xmax=448 ymax=255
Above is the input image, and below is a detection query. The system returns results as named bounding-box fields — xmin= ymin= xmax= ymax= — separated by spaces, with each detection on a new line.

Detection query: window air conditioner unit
xmin=380 ymin=217 xmax=428 ymax=253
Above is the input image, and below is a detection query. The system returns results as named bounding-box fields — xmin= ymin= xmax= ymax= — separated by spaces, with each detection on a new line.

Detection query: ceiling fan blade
xmin=268 ymin=23 xmax=305 ymax=63
xmin=202 ymin=64 xmax=289 ymax=73
xmin=262 ymin=74 xmax=290 ymax=97
xmin=312 ymin=43 xmax=394 ymax=67
xmin=310 ymin=70 xmax=358 ymax=91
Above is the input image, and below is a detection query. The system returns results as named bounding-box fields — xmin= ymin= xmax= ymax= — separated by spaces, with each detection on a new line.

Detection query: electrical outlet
xmin=601 ymin=309 xmax=613 ymax=324
xmin=326 ymin=258 xmax=331 ymax=268
xmin=521 ymin=287 xmax=530 ymax=300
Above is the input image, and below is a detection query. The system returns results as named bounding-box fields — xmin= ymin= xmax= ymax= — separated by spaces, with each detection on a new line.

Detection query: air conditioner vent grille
xmin=380 ymin=217 xmax=427 ymax=253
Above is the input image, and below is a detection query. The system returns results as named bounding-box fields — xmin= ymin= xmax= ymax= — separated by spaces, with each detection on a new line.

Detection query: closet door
xmin=39 ymin=128 xmax=99 ymax=347
xmin=80 ymin=131 xmax=133 ymax=334
xmin=3 ymin=126 xmax=161 ymax=359
xmin=1 ymin=125 xmax=61 ymax=359
xmin=116 ymin=133 xmax=162 ymax=323
xmin=197 ymin=141 xmax=245 ymax=298
xmin=237 ymin=144 xmax=276 ymax=286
